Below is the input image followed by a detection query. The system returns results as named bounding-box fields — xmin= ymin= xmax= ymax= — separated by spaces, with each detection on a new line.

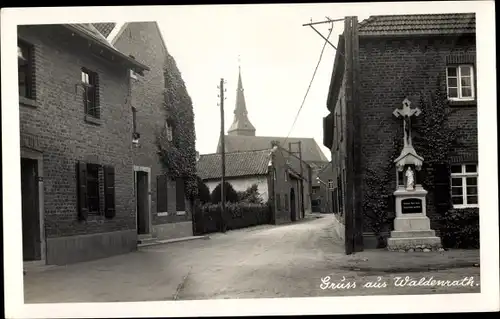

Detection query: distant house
xmin=197 ymin=144 xmax=312 ymax=224
xmin=18 ymin=22 xmax=195 ymax=267
xmin=215 ymin=66 xmax=328 ymax=213
xmin=314 ymin=161 xmax=335 ymax=214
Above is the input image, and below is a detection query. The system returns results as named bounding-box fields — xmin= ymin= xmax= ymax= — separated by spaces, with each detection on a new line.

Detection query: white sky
xmin=157 ymin=4 xmax=369 ymax=159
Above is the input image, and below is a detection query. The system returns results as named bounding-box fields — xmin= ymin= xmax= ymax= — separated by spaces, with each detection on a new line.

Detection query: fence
xmin=193 ymin=202 xmax=272 ymax=235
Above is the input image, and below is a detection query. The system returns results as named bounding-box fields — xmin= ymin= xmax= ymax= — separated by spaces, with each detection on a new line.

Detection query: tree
xmin=237 ymin=184 xmax=263 ymax=204
xmin=196 ymin=176 xmax=211 ymax=204
xmin=211 ymin=181 xmax=239 ymax=204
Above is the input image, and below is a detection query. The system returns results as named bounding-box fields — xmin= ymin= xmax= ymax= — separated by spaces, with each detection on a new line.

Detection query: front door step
xmin=137 ymin=234 xmax=157 ymax=245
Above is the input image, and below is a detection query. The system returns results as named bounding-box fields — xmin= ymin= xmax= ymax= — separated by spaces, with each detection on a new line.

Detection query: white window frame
xmin=450 ymin=163 xmax=478 ymax=209
xmin=446 ymin=64 xmax=475 ymax=101
xmin=327 ymin=179 xmax=334 ymax=190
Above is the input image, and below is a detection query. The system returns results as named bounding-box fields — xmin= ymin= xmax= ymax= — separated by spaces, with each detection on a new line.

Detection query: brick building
xmin=322 ymin=14 xmax=478 ymax=249
xmin=19 ymin=22 xmax=195 ymax=266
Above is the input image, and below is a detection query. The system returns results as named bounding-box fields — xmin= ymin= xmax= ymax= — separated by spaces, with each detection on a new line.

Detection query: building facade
xmin=196 ymin=145 xmax=312 ymax=224
xmin=323 ymin=14 xmax=478 ymax=249
xmin=19 ymin=22 xmax=195 ymax=266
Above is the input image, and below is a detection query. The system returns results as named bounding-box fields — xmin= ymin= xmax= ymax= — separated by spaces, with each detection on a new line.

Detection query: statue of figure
xmin=405 ymin=166 xmax=415 ymax=190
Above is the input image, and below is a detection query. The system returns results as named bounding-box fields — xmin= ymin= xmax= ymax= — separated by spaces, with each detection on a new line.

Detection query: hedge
xmin=438 ymin=207 xmax=479 ymax=249
xmin=193 ymin=202 xmax=271 ymax=235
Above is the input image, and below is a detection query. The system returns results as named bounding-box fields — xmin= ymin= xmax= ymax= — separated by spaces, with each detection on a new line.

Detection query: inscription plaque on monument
xmin=401 ymin=198 xmax=423 ymax=214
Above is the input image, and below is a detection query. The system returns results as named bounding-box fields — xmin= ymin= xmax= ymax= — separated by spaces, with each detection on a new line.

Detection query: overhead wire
xmin=283 ymin=24 xmax=335 ymax=149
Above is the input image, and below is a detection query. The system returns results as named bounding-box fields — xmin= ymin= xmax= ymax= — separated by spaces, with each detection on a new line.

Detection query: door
xmin=21 ymin=158 xmax=41 ymax=261
xmin=136 ymin=171 xmax=149 ymax=235
xmin=290 ymin=188 xmax=296 ymax=222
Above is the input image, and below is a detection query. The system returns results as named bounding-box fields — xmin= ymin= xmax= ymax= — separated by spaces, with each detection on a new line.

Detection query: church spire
xmin=227 ymin=57 xmax=256 ymax=136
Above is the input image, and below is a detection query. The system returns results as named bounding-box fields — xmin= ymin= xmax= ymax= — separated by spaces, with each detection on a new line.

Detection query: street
xmin=24 ymin=215 xmax=480 ymax=303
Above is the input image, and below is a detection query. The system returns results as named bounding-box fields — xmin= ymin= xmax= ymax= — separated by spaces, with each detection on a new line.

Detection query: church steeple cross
xmin=393 ymin=98 xmax=421 ymax=147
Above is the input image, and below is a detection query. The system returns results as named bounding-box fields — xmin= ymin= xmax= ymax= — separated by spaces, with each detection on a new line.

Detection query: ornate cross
xmin=393 ymin=98 xmax=421 ymax=147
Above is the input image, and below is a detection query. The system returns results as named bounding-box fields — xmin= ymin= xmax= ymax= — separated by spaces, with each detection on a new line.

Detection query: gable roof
xmin=218 ymin=135 xmax=329 ymax=163
xmin=92 ymin=23 xmax=116 ymax=38
xmin=63 ymin=24 xmax=149 ymax=73
xmin=358 ymin=13 xmax=476 ymax=36
xmin=197 ymin=149 xmax=273 ymax=180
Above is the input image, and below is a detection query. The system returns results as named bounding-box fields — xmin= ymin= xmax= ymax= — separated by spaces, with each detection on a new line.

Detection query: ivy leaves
xmin=157 ymin=52 xmax=198 ymax=200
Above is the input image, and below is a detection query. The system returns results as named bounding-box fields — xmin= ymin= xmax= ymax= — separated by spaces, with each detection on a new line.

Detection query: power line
xmin=283 ymin=25 xmax=334 ymax=147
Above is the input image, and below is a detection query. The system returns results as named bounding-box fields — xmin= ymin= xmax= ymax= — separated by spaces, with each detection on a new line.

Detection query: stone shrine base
xmin=387 ymin=216 xmax=442 ymax=252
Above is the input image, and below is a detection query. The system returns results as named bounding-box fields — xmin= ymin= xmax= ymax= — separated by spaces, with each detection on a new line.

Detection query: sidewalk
xmin=328 ymin=249 xmax=480 ymax=274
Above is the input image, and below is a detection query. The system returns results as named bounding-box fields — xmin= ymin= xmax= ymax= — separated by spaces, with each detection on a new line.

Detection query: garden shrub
xmin=437 ymin=207 xmax=479 ymax=249
xmin=210 ymin=181 xmax=239 ymax=204
xmin=192 ymin=202 xmax=271 ymax=235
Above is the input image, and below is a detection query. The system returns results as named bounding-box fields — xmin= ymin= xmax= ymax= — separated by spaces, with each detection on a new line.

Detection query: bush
xmin=193 ymin=202 xmax=271 ymax=235
xmin=237 ymin=184 xmax=263 ymax=204
xmin=438 ymin=208 xmax=479 ymax=249
xmin=210 ymin=181 xmax=239 ymax=204
xmin=196 ymin=176 xmax=211 ymax=204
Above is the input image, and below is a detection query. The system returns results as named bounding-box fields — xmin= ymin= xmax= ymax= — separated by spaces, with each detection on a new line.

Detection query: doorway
xmin=135 ymin=171 xmax=149 ymax=235
xmin=21 ymin=158 xmax=41 ymax=261
xmin=290 ymin=188 xmax=296 ymax=222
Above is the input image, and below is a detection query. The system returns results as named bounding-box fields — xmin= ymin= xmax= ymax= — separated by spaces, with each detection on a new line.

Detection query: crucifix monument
xmin=387 ymin=98 xmax=442 ymax=252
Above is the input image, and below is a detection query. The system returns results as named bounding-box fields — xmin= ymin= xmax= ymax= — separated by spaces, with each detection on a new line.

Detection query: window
xmin=176 ymin=178 xmax=186 ymax=212
xmin=87 ymin=164 xmax=100 ymax=214
xmin=446 ymin=65 xmax=474 ymax=100
xmin=18 ymin=41 xmax=33 ymax=99
xmin=284 ymin=194 xmax=289 ymax=211
xmin=81 ymin=68 xmax=99 ymax=118
xmin=312 ymin=188 xmax=317 ymax=195
xmin=157 ymin=175 xmax=168 ymax=213
xmin=132 ymin=106 xmax=140 ymax=143
xmin=166 ymin=120 xmax=174 ymax=142
xmin=450 ymin=164 xmax=478 ymax=208
xmin=76 ymin=162 xmax=115 ymax=220
xmin=327 ymin=179 xmax=334 ymax=190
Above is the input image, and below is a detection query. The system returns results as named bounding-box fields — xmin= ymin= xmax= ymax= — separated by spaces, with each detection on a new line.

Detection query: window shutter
xmin=104 ymin=165 xmax=116 ymax=219
xmin=77 ymin=161 xmax=89 ymax=220
xmin=176 ymin=178 xmax=186 ymax=211
xmin=157 ymin=175 xmax=168 ymax=213
xmin=433 ymin=163 xmax=451 ymax=215
xmin=94 ymin=73 xmax=100 ymax=118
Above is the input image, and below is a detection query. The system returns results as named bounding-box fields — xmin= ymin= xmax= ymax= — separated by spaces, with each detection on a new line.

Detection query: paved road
xmin=24 ymin=215 xmax=480 ymax=303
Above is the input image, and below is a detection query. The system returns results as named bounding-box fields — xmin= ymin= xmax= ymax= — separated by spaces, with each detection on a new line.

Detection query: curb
xmin=138 ymin=235 xmax=210 ymax=248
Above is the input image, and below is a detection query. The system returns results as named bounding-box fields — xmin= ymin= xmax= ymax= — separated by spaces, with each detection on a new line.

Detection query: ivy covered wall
xmin=156 ymin=52 xmax=198 ymax=201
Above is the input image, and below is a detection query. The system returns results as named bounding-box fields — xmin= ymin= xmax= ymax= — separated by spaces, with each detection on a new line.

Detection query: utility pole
xmin=219 ymin=78 xmax=227 ymax=233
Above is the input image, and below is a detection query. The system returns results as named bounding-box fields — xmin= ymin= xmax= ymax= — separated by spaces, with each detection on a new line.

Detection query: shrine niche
xmin=387 ymin=98 xmax=442 ymax=252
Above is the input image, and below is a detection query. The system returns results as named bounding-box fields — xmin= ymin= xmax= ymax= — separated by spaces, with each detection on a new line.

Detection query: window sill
xmin=157 ymin=212 xmax=169 ymax=217
xmin=19 ymin=96 xmax=38 ymax=108
xmin=452 ymin=205 xmax=479 ymax=209
xmin=176 ymin=211 xmax=186 ymax=216
xmin=448 ymin=99 xmax=477 ymax=107
xmin=85 ymin=115 xmax=102 ymax=126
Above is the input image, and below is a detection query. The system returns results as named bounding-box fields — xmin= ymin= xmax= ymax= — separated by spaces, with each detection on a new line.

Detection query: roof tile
xmin=197 ymin=149 xmax=272 ymax=180
xmin=358 ymin=13 xmax=475 ymax=36
xmin=92 ymin=23 xmax=116 ymax=38
xmin=220 ymin=135 xmax=329 ymax=163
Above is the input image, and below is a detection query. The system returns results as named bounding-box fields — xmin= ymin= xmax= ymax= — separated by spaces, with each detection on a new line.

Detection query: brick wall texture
xmin=356 ymin=34 xmax=477 ymax=231
xmin=18 ymin=23 xmax=192 ymax=241
xmin=18 ymin=25 xmax=135 ymax=238
xmin=112 ymin=22 xmax=191 ymax=226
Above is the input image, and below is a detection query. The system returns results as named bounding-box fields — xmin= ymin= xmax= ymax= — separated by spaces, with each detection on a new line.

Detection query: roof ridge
xmin=200 ymin=148 xmax=273 ymax=157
